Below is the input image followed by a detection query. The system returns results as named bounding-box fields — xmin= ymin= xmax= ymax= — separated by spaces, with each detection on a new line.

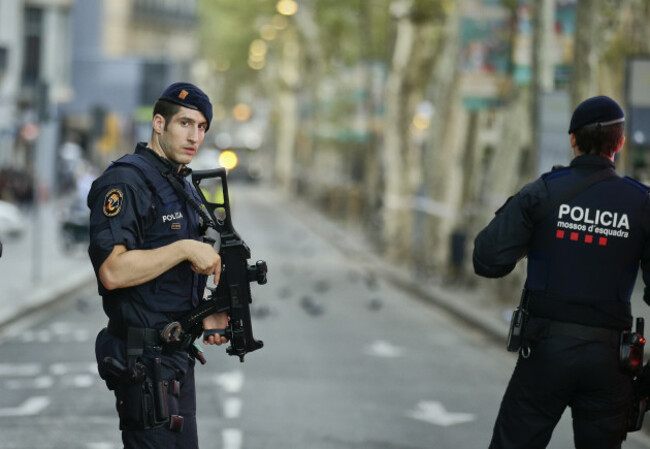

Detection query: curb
xmin=0 ymin=265 xmax=96 ymax=333
xmin=377 ymin=266 xmax=509 ymax=344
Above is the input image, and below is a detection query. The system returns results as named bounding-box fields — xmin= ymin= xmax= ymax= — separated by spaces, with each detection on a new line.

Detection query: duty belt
xmin=548 ymin=320 xmax=621 ymax=345
xmin=107 ymin=321 xmax=163 ymax=346
xmin=107 ymin=320 xmax=207 ymax=368
xmin=107 ymin=321 xmax=194 ymax=352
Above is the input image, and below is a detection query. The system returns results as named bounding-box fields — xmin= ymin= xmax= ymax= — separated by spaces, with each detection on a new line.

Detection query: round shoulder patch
xmin=103 ymin=188 xmax=124 ymax=217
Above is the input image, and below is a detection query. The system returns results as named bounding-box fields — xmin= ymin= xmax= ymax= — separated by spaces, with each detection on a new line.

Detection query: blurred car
xmin=190 ymin=147 xmax=264 ymax=182
xmin=0 ymin=200 xmax=25 ymax=239
xmin=60 ymin=202 xmax=90 ymax=252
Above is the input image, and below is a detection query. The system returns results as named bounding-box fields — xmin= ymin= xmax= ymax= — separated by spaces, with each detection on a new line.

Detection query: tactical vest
xmin=526 ymin=167 xmax=648 ymax=324
xmin=108 ymin=152 xmax=205 ymax=315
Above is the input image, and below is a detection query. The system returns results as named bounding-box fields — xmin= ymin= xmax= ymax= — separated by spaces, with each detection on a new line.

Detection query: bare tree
xmin=381 ymin=0 xmax=453 ymax=263
xmin=570 ymin=0 xmax=603 ymax=108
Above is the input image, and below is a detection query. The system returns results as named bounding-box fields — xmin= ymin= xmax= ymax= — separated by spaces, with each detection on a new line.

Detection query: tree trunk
xmin=529 ymin=0 xmax=556 ymax=178
xmin=292 ymin=3 xmax=328 ymax=196
xmin=473 ymin=89 xmax=532 ymax=300
xmin=570 ymin=0 xmax=602 ymax=108
xmin=420 ymin=1 xmax=464 ymax=275
xmin=274 ymin=30 xmax=301 ymax=191
xmin=381 ymin=0 xmax=446 ymax=263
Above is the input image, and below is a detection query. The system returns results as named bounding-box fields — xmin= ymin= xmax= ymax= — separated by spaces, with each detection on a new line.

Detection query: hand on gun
xmin=202 ymin=312 xmax=229 ymax=346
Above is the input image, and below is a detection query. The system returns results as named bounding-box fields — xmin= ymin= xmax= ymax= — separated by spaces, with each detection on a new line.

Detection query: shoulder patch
xmin=622 ymin=176 xmax=650 ymax=194
xmin=103 ymin=188 xmax=124 ymax=217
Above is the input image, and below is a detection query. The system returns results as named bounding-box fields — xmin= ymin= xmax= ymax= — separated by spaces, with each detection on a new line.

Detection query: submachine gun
xmin=161 ymin=168 xmax=266 ymax=362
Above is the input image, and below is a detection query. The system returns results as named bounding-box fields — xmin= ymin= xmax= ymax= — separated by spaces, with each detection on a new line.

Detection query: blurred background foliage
xmin=189 ymin=0 xmax=650 ymax=301
xmin=2 ymin=0 xmax=650 ymax=303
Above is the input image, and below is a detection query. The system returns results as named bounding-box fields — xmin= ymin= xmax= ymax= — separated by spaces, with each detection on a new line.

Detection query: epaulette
xmin=541 ymin=165 xmax=571 ymax=180
xmin=622 ymin=176 xmax=650 ymax=193
xmin=105 ymin=154 xmax=159 ymax=196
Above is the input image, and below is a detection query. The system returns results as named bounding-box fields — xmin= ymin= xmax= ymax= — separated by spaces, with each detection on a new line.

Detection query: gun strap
xmin=530 ymin=168 xmax=617 ymax=223
xmin=137 ymin=147 xmax=215 ymax=229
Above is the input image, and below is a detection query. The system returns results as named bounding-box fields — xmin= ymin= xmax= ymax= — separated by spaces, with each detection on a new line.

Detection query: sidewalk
xmin=0 ymin=200 xmax=96 ymax=332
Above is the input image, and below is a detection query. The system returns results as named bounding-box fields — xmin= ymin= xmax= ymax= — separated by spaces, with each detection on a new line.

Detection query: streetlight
xmin=276 ymin=0 xmax=298 ymax=16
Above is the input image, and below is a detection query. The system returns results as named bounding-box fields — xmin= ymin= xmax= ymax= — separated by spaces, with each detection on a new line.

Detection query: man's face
xmin=157 ymin=107 xmax=208 ymax=165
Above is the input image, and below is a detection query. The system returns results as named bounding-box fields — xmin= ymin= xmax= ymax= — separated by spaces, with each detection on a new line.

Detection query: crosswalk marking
xmin=0 ymin=396 xmax=50 ymax=417
xmin=407 ymin=401 xmax=475 ymax=427
xmin=0 ymin=364 xmax=41 ymax=376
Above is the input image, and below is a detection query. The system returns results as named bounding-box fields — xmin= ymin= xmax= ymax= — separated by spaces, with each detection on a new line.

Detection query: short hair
xmin=573 ymin=123 xmax=624 ymax=158
xmin=152 ymin=100 xmax=182 ymax=130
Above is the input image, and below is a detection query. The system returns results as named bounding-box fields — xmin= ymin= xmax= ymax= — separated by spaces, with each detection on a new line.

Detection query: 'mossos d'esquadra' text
xmin=556 ymin=204 xmax=630 ymax=238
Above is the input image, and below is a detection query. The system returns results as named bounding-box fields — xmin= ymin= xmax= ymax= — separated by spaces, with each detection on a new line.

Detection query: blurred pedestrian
xmin=473 ymin=96 xmax=650 ymax=449
xmin=87 ymin=82 xmax=227 ymax=449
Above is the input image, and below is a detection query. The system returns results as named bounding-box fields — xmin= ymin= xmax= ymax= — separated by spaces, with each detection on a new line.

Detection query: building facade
xmin=0 ymin=0 xmax=74 ymax=200
xmin=64 ymin=0 xmax=200 ymax=160
xmin=0 ymin=0 xmax=201 ymax=199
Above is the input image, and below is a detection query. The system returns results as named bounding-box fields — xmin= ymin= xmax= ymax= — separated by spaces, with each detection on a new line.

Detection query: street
xmin=1 ymin=183 xmax=650 ymax=449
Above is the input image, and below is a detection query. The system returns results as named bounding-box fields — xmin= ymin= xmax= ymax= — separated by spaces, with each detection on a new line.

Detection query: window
xmin=22 ymin=6 xmax=44 ymax=87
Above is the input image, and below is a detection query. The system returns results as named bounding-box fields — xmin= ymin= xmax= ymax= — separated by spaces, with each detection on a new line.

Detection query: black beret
xmin=568 ymin=95 xmax=624 ymax=134
xmin=158 ymin=82 xmax=213 ymax=130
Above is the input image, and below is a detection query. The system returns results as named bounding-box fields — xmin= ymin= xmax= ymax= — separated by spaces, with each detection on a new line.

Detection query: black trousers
xmin=489 ymin=334 xmax=633 ymax=449
xmin=121 ymin=361 xmax=198 ymax=449
xmin=96 ymin=329 xmax=199 ymax=449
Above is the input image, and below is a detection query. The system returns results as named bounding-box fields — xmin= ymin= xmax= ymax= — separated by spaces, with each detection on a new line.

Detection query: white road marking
xmin=0 ymin=396 xmax=50 ymax=417
xmin=0 ymin=364 xmax=41 ymax=376
xmin=50 ymin=322 xmax=75 ymax=333
xmin=365 ymin=340 xmax=403 ymax=357
xmin=5 ymin=375 xmax=54 ymax=390
xmin=18 ymin=334 xmax=36 ymax=343
xmin=15 ymin=324 xmax=89 ymax=343
xmin=86 ymin=443 xmax=119 ymax=449
xmin=36 ymin=330 xmax=50 ymax=343
xmin=65 ymin=374 xmax=95 ymax=388
xmin=214 ymin=370 xmax=244 ymax=393
xmin=1 ymin=363 xmax=97 ymax=391
xmin=407 ymin=401 xmax=475 ymax=426
xmin=50 ymin=362 xmax=97 ymax=376
xmin=222 ymin=428 xmax=243 ymax=449
xmin=215 ymin=372 xmax=245 ymax=447
xmin=72 ymin=330 xmax=90 ymax=342
xmin=223 ymin=397 xmax=242 ymax=419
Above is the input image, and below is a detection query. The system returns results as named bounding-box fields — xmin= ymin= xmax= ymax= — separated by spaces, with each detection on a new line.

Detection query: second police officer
xmin=473 ymin=96 xmax=650 ymax=449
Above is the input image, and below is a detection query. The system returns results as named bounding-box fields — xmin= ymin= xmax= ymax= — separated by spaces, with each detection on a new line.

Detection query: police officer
xmin=473 ymin=95 xmax=650 ymax=449
xmin=88 ymin=82 xmax=227 ymax=449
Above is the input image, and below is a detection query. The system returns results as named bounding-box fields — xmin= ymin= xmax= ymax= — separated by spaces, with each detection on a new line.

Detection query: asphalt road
xmin=1 ymin=183 xmax=650 ymax=449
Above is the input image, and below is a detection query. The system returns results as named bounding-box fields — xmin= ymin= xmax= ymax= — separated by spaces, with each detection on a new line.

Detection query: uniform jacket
xmin=473 ymin=154 xmax=650 ymax=329
xmin=87 ymin=143 xmax=207 ymax=330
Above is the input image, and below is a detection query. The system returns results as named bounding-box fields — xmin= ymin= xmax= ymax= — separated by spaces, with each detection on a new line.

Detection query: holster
xmin=623 ymin=318 xmax=647 ymax=433
xmin=101 ymin=327 xmax=185 ymax=433
xmin=620 ymin=318 xmax=645 ymax=377
xmin=506 ymin=289 xmax=530 ymax=353
xmin=627 ymin=392 xmax=648 ymax=433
